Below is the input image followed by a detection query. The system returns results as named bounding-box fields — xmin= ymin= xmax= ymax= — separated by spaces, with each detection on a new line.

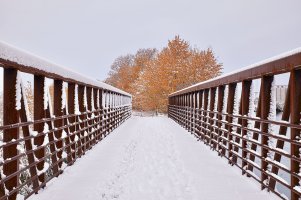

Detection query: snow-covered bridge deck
xmin=30 ymin=116 xmax=277 ymax=200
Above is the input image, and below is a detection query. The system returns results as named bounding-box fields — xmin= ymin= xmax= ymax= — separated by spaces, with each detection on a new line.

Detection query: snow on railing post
xmin=78 ymin=85 xmax=86 ymax=155
xmin=208 ymin=88 xmax=216 ymax=148
xmin=109 ymin=92 xmax=112 ymax=127
xmin=103 ymin=90 xmax=107 ymax=136
xmin=289 ymin=69 xmax=301 ymax=200
xmin=104 ymin=90 xmax=108 ymax=136
xmin=2 ymin=68 xmax=19 ymax=200
xmin=112 ymin=93 xmax=115 ymax=129
xmin=203 ymin=89 xmax=209 ymax=143
xmin=44 ymin=83 xmax=60 ymax=178
xmin=231 ymin=84 xmax=242 ymax=165
xmin=16 ymin=72 xmax=40 ymax=193
xmin=74 ymin=84 xmax=83 ymax=157
xmin=217 ymin=85 xmax=225 ymax=156
xmin=53 ymin=80 xmax=64 ymax=169
xmin=182 ymin=95 xmax=185 ymax=127
xmin=181 ymin=94 xmax=183 ymax=125
xmin=99 ymin=89 xmax=104 ymax=139
xmin=213 ymin=88 xmax=218 ymax=148
xmin=190 ymin=93 xmax=193 ymax=131
xmin=197 ymin=91 xmax=203 ymax=138
xmin=118 ymin=94 xmax=120 ymax=125
xmin=183 ymin=94 xmax=187 ymax=129
xmin=68 ymin=83 xmax=76 ymax=162
xmin=106 ymin=91 xmax=109 ymax=135
xmin=112 ymin=92 xmax=116 ymax=129
xmin=268 ymin=76 xmax=290 ymax=190
xmin=86 ymin=87 xmax=92 ymax=150
xmin=91 ymin=88 xmax=96 ymax=144
xmin=186 ymin=95 xmax=190 ymax=127
xmin=33 ymin=75 xmax=47 ymax=184
xmin=187 ymin=93 xmax=191 ymax=132
xmin=247 ymin=87 xmax=262 ymax=173
xmin=186 ymin=94 xmax=189 ymax=130
xmin=191 ymin=93 xmax=194 ymax=133
xmin=241 ymin=80 xmax=252 ymax=174
xmin=93 ymin=88 xmax=99 ymax=143
xmin=193 ymin=92 xmax=198 ymax=136
xmin=183 ymin=94 xmax=185 ymax=126
xmin=226 ymin=83 xmax=236 ymax=164
xmin=260 ymin=75 xmax=274 ymax=189
xmin=61 ymin=83 xmax=72 ymax=166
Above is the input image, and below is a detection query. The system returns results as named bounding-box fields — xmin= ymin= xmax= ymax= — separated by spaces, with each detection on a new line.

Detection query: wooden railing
xmin=0 ymin=42 xmax=132 ymax=199
xmin=168 ymin=48 xmax=301 ymax=200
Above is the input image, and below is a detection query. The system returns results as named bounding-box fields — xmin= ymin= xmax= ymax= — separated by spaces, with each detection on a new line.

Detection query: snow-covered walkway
xmin=30 ymin=116 xmax=277 ymax=200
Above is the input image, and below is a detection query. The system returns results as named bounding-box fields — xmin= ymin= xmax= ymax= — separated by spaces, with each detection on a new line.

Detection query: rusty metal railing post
xmin=78 ymin=85 xmax=86 ymax=155
xmin=241 ymin=80 xmax=251 ymax=174
xmin=209 ymin=88 xmax=216 ymax=149
xmin=33 ymin=75 xmax=46 ymax=183
xmin=226 ymin=83 xmax=236 ymax=164
xmin=198 ymin=91 xmax=203 ymax=139
xmin=86 ymin=87 xmax=92 ymax=150
xmin=53 ymin=80 xmax=64 ymax=169
xmin=217 ymin=85 xmax=224 ymax=155
xmin=68 ymin=83 xmax=76 ymax=163
xmin=193 ymin=92 xmax=198 ymax=136
xmin=260 ymin=76 xmax=273 ymax=189
xmin=3 ymin=68 xmax=19 ymax=200
xmin=290 ymin=69 xmax=301 ymax=200
xmin=203 ymin=89 xmax=209 ymax=143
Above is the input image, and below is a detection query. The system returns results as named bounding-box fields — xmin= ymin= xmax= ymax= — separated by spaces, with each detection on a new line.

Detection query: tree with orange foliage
xmin=105 ymin=36 xmax=222 ymax=112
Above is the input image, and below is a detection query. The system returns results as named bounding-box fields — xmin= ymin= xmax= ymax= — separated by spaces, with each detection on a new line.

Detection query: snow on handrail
xmin=170 ymin=47 xmax=301 ymax=96
xmin=0 ymin=40 xmax=131 ymax=97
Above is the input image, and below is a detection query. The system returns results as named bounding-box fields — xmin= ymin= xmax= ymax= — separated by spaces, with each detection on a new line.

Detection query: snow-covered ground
xmin=30 ymin=116 xmax=278 ymax=200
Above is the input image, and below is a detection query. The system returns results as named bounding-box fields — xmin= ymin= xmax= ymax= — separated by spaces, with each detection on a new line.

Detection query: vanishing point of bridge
xmin=0 ymin=41 xmax=301 ymax=200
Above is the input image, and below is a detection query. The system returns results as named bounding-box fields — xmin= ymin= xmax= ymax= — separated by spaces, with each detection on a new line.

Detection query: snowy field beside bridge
xmin=30 ymin=116 xmax=277 ymax=200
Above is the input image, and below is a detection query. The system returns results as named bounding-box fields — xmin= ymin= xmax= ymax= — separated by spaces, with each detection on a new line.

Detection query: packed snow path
xmin=30 ymin=116 xmax=277 ymax=200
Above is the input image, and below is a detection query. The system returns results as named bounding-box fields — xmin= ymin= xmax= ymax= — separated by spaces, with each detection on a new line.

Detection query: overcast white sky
xmin=0 ymin=0 xmax=301 ymax=82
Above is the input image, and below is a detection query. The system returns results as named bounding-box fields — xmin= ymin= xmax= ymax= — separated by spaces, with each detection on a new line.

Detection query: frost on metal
xmin=102 ymin=91 xmax=105 ymax=108
xmin=221 ymin=85 xmax=229 ymax=129
xmin=91 ymin=90 xmax=95 ymax=118
xmin=206 ymin=91 xmax=211 ymax=124
xmin=232 ymin=85 xmax=241 ymax=133
xmin=15 ymin=71 xmax=32 ymax=121
xmin=267 ymin=78 xmax=276 ymax=173
xmin=91 ymin=89 xmax=95 ymax=111
xmin=83 ymin=86 xmax=88 ymax=109
xmin=43 ymin=79 xmax=48 ymax=110
xmin=200 ymin=92 xmax=204 ymax=118
xmin=15 ymin=71 xmax=22 ymax=110
xmin=247 ymin=82 xmax=256 ymax=150
xmin=96 ymin=89 xmax=100 ymax=108
xmin=61 ymin=83 xmax=67 ymax=111
xmin=74 ymin=84 xmax=80 ymax=115
xmin=106 ymin=92 xmax=110 ymax=108
xmin=213 ymin=89 xmax=218 ymax=126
